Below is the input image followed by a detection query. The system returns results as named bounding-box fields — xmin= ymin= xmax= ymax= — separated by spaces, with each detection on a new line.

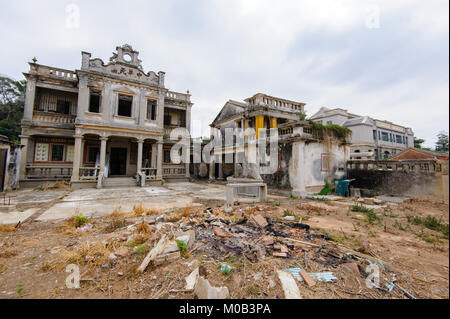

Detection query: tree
xmin=435 ymin=131 xmax=449 ymax=152
xmin=0 ymin=76 xmax=26 ymax=143
xmin=414 ymin=137 xmax=426 ymax=149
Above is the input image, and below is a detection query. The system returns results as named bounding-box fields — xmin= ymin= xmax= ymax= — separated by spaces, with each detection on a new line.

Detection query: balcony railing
xmin=32 ymin=111 xmax=76 ymax=124
xmin=31 ymin=64 xmax=77 ymax=81
xmin=25 ymin=165 xmax=72 ymax=180
xmin=163 ymin=165 xmax=186 ymax=176
xmin=79 ymin=167 xmax=99 ymax=181
xmin=141 ymin=168 xmax=157 ymax=180
xmin=165 ymin=91 xmax=190 ymax=102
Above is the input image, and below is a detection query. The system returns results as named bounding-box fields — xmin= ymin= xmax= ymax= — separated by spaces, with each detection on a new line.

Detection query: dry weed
xmin=49 ymin=241 xmax=111 ymax=270
xmin=0 ymin=225 xmax=16 ymax=233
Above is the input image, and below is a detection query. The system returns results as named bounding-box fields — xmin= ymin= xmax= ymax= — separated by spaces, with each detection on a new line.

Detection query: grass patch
xmin=407 ymin=215 xmax=449 ymax=239
xmin=290 ymin=195 xmax=298 ymax=200
xmin=176 ymin=239 xmax=189 ymax=258
xmin=351 ymin=204 xmax=380 ymax=225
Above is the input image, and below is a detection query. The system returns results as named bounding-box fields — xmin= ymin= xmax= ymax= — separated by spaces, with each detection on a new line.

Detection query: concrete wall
xmin=261 ymin=140 xmax=349 ymax=194
xmin=347 ymin=160 xmax=449 ymax=202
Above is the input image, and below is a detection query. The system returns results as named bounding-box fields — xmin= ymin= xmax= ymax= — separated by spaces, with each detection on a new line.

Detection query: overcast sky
xmin=0 ymin=0 xmax=448 ymax=147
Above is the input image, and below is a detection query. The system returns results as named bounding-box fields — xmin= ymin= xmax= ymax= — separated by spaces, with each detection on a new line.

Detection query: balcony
xmin=32 ymin=111 xmax=76 ymax=125
xmin=165 ymin=91 xmax=190 ymax=102
xmin=30 ymin=64 xmax=78 ymax=82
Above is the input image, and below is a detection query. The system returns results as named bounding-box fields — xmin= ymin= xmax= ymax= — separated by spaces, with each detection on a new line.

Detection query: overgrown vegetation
xmin=307 ymin=119 xmax=352 ymax=143
xmin=318 ymin=180 xmax=334 ymax=196
xmin=351 ymin=204 xmax=381 ymax=225
xmin=407 ymin=215 xmax=449 ymax=239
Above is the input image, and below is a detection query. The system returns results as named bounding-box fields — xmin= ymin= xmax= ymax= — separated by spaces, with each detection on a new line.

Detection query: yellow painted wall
xmin=255 ymin=115 xmax=264 ymax=139
xmin=270 ymin=118 xmax=277 ymax=128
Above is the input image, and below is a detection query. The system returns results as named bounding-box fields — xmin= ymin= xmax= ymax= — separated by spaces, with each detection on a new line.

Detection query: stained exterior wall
xmin=346 ymin=160 xmax=449 ymax=202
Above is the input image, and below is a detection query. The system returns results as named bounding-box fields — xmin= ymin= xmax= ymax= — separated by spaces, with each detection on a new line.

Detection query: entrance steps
xmin=103 ymin=177 xmax=137 ymax=188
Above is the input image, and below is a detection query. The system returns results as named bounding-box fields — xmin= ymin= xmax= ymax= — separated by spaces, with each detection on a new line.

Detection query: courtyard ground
xmin=0 ymin=181 xmax=448 ymax=299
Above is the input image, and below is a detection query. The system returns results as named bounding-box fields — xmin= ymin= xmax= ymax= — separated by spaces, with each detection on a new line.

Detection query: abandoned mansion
xmin=19 ymin=44 xmax=192 ymax=188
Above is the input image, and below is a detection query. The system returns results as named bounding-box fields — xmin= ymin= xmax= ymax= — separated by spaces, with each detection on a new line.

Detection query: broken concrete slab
xmin=194 ymin=277 xmax=229 ymax=299
xmin=249 ymin=214 xmax=268 ymax=228
xmin=277 ymin=270 xmax=302 ymax=299
xmin=185 ymin=267 xmax=199 ymax=290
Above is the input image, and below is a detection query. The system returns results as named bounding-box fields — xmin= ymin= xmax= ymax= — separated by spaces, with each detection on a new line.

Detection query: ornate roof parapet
xmin=80 ymin=44 xmax=164 ymax=88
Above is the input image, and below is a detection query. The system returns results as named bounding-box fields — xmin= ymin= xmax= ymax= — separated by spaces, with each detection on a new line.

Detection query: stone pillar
xmin=137 ymin=139 xmax=144 ymax=173
xmin=209 ymin=159 xmax=215 ymax=181
xmin=156 ymin=141 xmax=163 ymax=179
xmin=99 ymin=137 xmax=108 ymax=173
xmin=291 ymin=141 xmax=307 ymax=198
xmin=71 ymin=135 xmax=83 ymax=181
xmin=151 ymin=143 xmax=157 ymax=168
xmin=77 ymin=76 xmax=89 ymax=120
xmin=186 ymin=105 xmax=192 ymax=133
xmin=19 ymin=135 xmax=30 ymax=180
xmin=23 ymin=78 xmax=36 ymax=121
xmin=218 ymin=155 xmax=224 ymax=180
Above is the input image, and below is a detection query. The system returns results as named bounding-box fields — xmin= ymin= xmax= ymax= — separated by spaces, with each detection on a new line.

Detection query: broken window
xmin=56 ymin=99 xmax=71 ymax=114
xmin=118 ymin=94 xmax=133 ymax=117
xmin=51 ymin=144 xmax=64 ymax=162
xmin=89 ymin=90 xmax=101 ymax=113
xmin=147 ymin=100 xmax=157 ymax=121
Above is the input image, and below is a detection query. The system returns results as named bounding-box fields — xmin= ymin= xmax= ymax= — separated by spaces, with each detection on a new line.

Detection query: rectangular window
xmin=378 ymin=131 xmax=381 ymax=140
xmin=147 ymin=100 xmax=157 ymax=121
xmin=327 ymin=120 xmax=332 ymax=125
xmin=66 ymin=145 xmax=74 ymax=162
xmin=87 ymin=147 xmax=100 ymax=163
xmin=381 ymin=132 xmax=389 ymax=142
xmin=89 ymin=90 xmax=101 ymax=113
xmin=117 ymin=94 xmax=133 ymax=117
xmin=51 ymin=144 xmax=64 ymax=162
xmin=396 ymin=135 xmax=402 ymax=144
xmin=373 ymin=130 xmax=377 ymax=140
xmin=34 ymin=143 xmax=49 ymax=162
xmin=56 ymin=100 xmax=71 ymax=114
xmin=164 ymin=150 xmax=171 ymax=164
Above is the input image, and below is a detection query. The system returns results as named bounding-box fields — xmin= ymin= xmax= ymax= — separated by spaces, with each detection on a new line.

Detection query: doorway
xmin=110 ymin=147 xmax=127 ymax=176
xmin=0 ymin=149 xmax=7 ymax=192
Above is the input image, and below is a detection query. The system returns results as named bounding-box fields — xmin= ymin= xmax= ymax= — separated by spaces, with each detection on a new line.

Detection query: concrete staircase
xmin=103 ymin=177 xmax=137 ymax=188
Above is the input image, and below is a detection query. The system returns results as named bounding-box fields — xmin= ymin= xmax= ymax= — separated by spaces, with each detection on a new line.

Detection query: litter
xmin=277 ymin=270 xmax=302 ymax=299
xmin=285 ymin=268 xmax=338 ymax=283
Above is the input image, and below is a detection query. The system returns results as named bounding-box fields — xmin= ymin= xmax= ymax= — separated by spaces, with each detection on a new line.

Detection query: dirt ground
xmin=0 ymin=185 xmax=448 ymax=299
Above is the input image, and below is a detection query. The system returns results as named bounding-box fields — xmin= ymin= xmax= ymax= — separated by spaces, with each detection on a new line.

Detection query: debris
xmin=277 ymin=270 xmax=302 ymax=299
xmin=136 ymin=234 xmax=168 ymax=273
xmin=199 ymin=265 xmax=208 ymax=278
xmin=253 ymin=272 xmax=263 ymax=281
xmin=299 ymin=269 xmax=316 ymax=287
xmin=115 ymin=247 xmax=129 ymax=257
xmin=249 ymin=214 xmax=268 ymax=228
xmin=342 ymin=263 xmax=360 ymax=277
xmin=220 ymin=263 xmax=232 ymax=275
xmin=213 ymin=227 xmax=229 ymax=238
xmin=108 ymin=253 xmax=117 ymax=260
xmin=273 ymin=252 xmax=288 ymax=258
xmin=283 ymin=216 xmax=296 ymax=221
xmin=194 ymin=277 xmax=229 ymax=299
xmin=185 ymin=267 xmax=199 ymax=290
xmin=285 ymin=268 xmax=338 ymax=283
xmin=274 ymin=244 xmax=289 ymax=253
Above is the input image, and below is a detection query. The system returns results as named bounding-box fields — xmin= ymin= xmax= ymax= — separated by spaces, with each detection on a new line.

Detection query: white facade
xmin=310 ymin=107 xmax=414 ymax=160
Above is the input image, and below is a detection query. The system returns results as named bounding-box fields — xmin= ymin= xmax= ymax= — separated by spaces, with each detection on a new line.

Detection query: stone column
xmin=156 ymin=141 xmax=163 ymax=180
xmin=99 ymin=137 xmax=108 ymax=173
xmin=23 ymin=78 xmax=36 ymax=121
xmin=218 ymin=155 xmax=224 ymax=180
xmin=77 ymin=76 xmax=89 ymax=120
xmin=19 ymin=135 xmax=30 ymax=180
xmin=151 ymin=143 xmax=157 ymax=168
xmin=71 ymin=135 xmax=83 ymax=181
xmin=137 ymin=139 xmax=144 ymax=173
xmin=291 ymin=141 xmax=307 ymax=198
xmin=186 ymin=105 xmax=192 ymax=133
xmin=209 ymin=159 xmax=215 ymax=181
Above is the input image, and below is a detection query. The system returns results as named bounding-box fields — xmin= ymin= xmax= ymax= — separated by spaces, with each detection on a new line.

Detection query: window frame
xmin=89 ymin=89 xmax=102 ymax=113
xmin=116 ymin=93 xmax=134 ymax=118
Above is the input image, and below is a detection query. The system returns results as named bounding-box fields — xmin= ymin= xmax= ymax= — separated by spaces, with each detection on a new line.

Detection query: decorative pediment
xmin=83 ymin=44 xmax=164 ymax=88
